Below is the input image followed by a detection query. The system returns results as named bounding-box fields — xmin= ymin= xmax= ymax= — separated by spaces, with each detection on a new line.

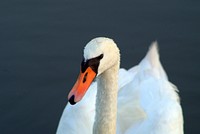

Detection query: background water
xmin=0 ymin=0 xmax=199 ymax=133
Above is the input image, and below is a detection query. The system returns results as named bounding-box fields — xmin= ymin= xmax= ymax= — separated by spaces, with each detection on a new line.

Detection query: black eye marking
xmin=83 ymin=72 xmax=88 ymax=83
xmin=81 ymin=54 xmax=104 ymax=73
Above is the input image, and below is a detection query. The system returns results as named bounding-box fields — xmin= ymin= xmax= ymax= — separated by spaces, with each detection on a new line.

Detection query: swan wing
xmin=117 ymin=42 xmax=183 ymax=134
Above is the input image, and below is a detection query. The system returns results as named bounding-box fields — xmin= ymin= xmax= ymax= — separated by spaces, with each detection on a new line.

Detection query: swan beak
xmin=68 ymin=67 xmax=96 ymax=105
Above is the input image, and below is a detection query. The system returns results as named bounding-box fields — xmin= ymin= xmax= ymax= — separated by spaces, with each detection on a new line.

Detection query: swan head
xmin=68 ymin=37 xmax=120 ymax=105
xmin=83 ymin=37 xmax=120 ymax=75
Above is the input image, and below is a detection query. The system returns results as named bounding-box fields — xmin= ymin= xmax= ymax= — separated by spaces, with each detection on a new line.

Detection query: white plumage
xmin=56 ymin=38 xmax=183 ymax=134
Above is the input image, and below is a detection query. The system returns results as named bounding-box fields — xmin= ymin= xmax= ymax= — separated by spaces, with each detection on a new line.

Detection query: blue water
xmin=0 ymin=0 xmax=199 ymax=133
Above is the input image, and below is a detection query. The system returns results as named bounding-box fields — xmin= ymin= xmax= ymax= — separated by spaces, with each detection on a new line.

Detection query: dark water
xmin=0 ymin=0 xmax=199 ymax=133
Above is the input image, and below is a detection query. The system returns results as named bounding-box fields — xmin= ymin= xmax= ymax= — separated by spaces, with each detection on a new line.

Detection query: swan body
xmin=57 ymin=37 xmax=183 ymax=134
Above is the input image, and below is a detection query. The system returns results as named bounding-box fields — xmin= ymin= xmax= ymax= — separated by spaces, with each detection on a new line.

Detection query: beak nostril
xmin=83 ymin=72 xmax=88 ymax=83
xmin=68 ymin=95 xmax=76 ymax=105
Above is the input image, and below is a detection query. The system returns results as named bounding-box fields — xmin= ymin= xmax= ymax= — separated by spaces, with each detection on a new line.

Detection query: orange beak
xmin=68 ymin=67 xmax=97 ymax=105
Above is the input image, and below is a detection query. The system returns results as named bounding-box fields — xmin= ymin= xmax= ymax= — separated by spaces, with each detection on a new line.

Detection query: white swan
xmin=56 ymin=37 xmax=184 ymax=134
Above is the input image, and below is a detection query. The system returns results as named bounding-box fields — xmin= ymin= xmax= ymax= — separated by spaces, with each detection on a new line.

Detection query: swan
xmin=56 ymin=37 xmax=184 ymax=134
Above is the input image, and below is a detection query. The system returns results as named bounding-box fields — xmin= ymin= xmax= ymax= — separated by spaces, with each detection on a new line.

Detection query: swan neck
xmin=93 ymin=62 xmax=119 ymax=134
